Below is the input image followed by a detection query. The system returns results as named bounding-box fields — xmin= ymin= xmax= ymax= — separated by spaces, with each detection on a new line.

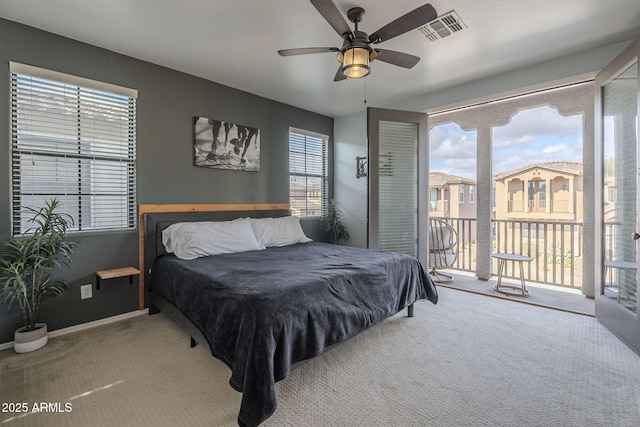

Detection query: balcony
xmin=431 ymin=216 xmax=592 ymax=315
xmin=436 ymin=269 xmax=594 ymax=316
xmin=429 ymin=200 xmax=449 ymax=216
xmin=434 ymin=217 xmax=583 ymax=289
xmin=505 ymin=198 xmax=577 ymax=222
xmin=506 ymin=200 xmax=572 ymax=213
xmin=550 ymin=199 xmax=570 ymax=212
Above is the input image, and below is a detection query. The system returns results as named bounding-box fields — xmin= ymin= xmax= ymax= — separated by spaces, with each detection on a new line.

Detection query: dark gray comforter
xmin=149 ymin=242 xmax=438 ymax=426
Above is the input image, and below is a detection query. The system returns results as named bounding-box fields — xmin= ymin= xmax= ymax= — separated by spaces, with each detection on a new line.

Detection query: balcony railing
xmin=508 ymin=200 xmax=524 ymax=211
xmin=507 ymin=199 xmax=571 ymax=213
xmin=527 ymin=199 xmax=546 ymax=210
xmin=432 ymin=217 xmax=583 ymax=288
xmin=550 ymin=199 xmax=569 ymax=213
xmin=429 ymin=200 xmax=449 ymax=214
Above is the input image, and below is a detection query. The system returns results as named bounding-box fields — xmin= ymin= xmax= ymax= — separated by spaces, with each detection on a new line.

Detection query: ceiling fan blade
xmin=278 ymin=47 xmax=339 ymax=56
xmin=334 ymin=66 xmax=346 ymax=82
xmin=370 ymin=3 xmax=437 ymax=44
xmin=374 ymin=49 xmax=421 ymax=68
xmin=310 ymin=0 xmax=353 ymax=38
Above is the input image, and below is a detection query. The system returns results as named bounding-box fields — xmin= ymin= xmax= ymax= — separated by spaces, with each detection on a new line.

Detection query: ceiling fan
xmin=278 ymin=0 xmax=437 ymax=81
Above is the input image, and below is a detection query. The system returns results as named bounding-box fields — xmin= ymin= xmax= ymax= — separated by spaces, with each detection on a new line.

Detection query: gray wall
xmin=0 ymin=19 xmax=333 ymax=344
xmin=334 ymin=111 xmax=368 ymax=248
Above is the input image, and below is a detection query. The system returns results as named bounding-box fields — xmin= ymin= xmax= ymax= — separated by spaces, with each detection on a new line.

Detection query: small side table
xmin=492 ymin=253 xmax=532 ymax=297
xmin=96 ymin=267 xmax=141 ymax=291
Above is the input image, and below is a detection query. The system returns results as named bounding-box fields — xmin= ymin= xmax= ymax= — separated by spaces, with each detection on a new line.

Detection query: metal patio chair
xmin=428 ymin=218 xmax=459 ymax=283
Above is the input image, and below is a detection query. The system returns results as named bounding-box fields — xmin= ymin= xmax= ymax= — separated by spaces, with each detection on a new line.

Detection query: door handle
xmin=633 ymin=232 xmax=640 ymax=240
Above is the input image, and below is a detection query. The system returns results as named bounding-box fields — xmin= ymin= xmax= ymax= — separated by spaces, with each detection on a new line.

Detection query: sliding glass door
xmin=595 ymin=38 xmax=640 ymax=353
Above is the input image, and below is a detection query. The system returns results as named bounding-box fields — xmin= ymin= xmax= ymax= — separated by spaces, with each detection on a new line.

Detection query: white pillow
xmin=249 ymin=216 xmax=312 ymax=247
xmin=162 ymin=218 xmax=265 ymax=260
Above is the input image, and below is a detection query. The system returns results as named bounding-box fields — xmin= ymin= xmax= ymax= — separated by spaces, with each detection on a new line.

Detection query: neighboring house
xmin=493 ymin=161 xmax=584 ymax=263
xmin=429 ymin=171 xmax=477 ymax=247
xmin=290 ymin=181 xmax=323 ymax=217
xmin=493 ymin=161 xmax=583 ymax=222
xmin=429 ymin=172 xmax=477 ymax=219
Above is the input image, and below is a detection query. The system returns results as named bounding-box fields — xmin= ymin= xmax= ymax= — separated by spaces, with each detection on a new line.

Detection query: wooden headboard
xmin=137 ymin=203 xmax=290 ymax=310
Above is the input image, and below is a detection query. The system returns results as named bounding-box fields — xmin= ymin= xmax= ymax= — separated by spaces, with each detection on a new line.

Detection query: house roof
xmin=429 ymin=171 xmax=476 ymax=189
xmin=493 ymin=161 xmax=583 ymax=181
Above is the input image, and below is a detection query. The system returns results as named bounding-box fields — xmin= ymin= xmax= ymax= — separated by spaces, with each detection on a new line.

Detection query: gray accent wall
xmin=0 ymin=19 xmax=333 ymax=344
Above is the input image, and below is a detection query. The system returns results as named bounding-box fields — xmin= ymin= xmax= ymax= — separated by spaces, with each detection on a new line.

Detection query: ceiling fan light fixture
xmin=280 ymin=1 xmax=434 ymax=81
xmin=341 ymin=47 xmax=370 ymax=78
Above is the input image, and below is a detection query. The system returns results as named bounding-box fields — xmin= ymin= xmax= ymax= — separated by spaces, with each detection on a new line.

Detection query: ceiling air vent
xmin=418 ymin=10 xmax=466 ymax=43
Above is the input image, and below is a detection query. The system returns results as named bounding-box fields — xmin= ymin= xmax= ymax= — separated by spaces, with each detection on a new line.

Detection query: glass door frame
xmin=594 ymin=37 xmax=640 ymax=353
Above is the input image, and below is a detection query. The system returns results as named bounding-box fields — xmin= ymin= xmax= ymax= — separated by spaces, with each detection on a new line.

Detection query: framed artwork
xmin=193 ymin=116 xmax=260 ymax=171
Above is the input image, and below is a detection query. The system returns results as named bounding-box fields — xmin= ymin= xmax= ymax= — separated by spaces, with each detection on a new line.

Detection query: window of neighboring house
xmin=289 ymin=128 xmax=328 ymax=217
xmin=10 ymin=62 xmax=137 ymax=235
xmin=459 ymin=185 xmax=464 ymax=203
xmin=429 ymin=188 xmax=438 ymax=211
xmin=469 ymin=186 xmax=475 ymax=203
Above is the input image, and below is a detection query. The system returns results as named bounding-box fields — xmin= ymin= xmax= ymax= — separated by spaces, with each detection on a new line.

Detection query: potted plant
xmin=0 ymin=199 xmax=75 ymax=353
xmin=323 ymin=199 xmax=350 ymax=245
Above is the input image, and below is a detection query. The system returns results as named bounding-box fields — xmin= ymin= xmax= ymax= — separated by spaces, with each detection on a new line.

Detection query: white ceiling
xmin=2 ymin=0 xmax=640 ymax=117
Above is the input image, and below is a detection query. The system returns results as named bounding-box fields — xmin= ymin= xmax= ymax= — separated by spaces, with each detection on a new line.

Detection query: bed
xmin=140 ymin=204 xmax=438 ymax=426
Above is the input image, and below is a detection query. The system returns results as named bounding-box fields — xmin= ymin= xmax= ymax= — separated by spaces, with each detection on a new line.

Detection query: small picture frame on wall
xmin=193 ymin=116 xmax=260 ymax=171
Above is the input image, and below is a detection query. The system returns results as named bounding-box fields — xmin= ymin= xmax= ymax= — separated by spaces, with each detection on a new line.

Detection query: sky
xmin=429 ymin=106 xmax=584 ymax=181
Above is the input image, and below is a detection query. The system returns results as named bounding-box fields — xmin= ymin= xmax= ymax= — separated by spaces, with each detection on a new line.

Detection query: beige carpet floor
xmin=1 ymin=286 xmax=639 ymax=427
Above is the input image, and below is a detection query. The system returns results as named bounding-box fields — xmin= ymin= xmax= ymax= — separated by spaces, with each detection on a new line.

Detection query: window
xmin=430 ymin=188 xmax=438 ymax=211
xmin=459 ymin=185 xmax=464 ymax=203
xmin=10 ymin=62 xmax=137 ymax=235
xmin=469 ymin=186 xmax=475 ymax=203
xmin=289 ymin=128 xmax=328 ymax=217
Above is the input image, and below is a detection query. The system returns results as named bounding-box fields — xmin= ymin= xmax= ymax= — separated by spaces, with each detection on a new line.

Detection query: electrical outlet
xmin=80 ymin=284 xmax=92 ymax=300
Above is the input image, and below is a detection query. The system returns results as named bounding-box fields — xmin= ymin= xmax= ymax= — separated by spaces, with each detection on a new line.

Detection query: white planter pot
xmin=14 ymin=323 xmax=48 ymax=353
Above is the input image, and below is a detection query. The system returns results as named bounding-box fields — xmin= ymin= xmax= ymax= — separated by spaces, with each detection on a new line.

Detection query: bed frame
xmin=138 ymin=203 xmax=415 ymax=351
xmin=139 ymin=203 xmax=424 ymax=426
xmin=138 ymin=204 xmax=291 ymax=347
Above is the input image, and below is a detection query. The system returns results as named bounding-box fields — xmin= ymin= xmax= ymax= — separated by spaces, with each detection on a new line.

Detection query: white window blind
xmin=289 ymin=129 xmax=328 ymax=218
xmin=378 ymin=121 xmax=417 ymax=256
xmin=10 ymin=62 xmax=137 ymax=235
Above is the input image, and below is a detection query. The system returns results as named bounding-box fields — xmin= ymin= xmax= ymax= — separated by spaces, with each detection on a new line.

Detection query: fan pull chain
xmin=364 ymin=77 xmax=367 ymax=104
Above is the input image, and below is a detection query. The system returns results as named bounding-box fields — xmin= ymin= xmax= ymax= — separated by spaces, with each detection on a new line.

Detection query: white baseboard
xmin=0 ymin=309 xmax=149 ymax=351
